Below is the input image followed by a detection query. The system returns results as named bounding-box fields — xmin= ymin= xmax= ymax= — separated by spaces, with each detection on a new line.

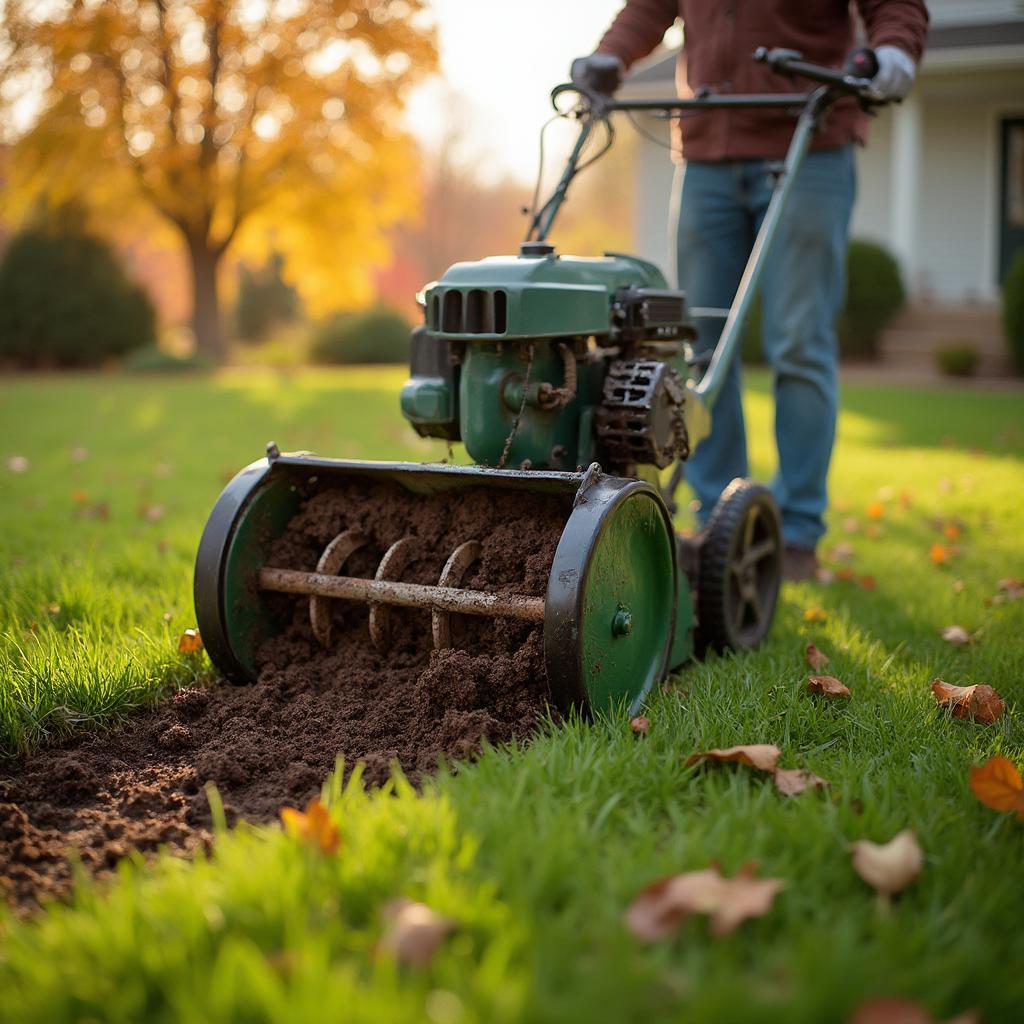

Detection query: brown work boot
xmin=783 ymin=545 xmax=818 ymax=582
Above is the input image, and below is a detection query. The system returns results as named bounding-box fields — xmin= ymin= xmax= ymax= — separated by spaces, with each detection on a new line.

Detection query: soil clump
xmin=1 ymin=482 xmax=565 ymax=911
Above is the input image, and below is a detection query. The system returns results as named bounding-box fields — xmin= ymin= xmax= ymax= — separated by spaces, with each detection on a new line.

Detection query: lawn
xmin=1 ymin=368 xmax=1023 ymax=1023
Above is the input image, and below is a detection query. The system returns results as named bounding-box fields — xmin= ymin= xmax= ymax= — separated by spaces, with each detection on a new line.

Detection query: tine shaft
xmin=259 ymin=567 xmax=545 ymax=623
xmin=432 ymin=540 xmax=482 ymax=649
xmin=310 ymin=530 xmax=367 ymax=646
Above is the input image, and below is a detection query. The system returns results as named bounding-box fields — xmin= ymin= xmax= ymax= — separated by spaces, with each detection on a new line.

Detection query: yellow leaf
xmin=970 ymin=756 xmax=1024 ymax=818
xmin=280 ymin=796 xmax=340 ymax=854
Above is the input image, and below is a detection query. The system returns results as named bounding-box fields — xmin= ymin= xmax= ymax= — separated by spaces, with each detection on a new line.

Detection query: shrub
xmin=235 ymin=253 xmax=301 ymax=343
xmin=1002 ymin=249 xmax=1024 ymax=373
xmin=838 ymin=239 xmax=905 ymax=359
xmin=310 ymin=307 xmax=412 ymax=365
xmin=934 ymin=340 xmax=980 ymax=378
xmin=0 ymin=225 xmax=155 ymax=367
xmin=121 ymin=346 xmax=215 ymax=374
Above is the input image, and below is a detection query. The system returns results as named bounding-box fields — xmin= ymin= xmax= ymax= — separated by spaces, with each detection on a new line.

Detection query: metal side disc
xmin=432 ymin=540 xmax=482 ymax=649
xmin=369 ymin=536 xmax=419 ymax=648
xmin=310 ymin=530 xmax=368 ymax=647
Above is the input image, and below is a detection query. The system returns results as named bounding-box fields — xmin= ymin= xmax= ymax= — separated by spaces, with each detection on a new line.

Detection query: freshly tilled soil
xmin=1 ymin=481 xmax=566 ymax=911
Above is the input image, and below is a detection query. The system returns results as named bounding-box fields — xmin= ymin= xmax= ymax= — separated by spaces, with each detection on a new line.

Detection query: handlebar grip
xmin=843 ymin=47 xmax=879 ymax=80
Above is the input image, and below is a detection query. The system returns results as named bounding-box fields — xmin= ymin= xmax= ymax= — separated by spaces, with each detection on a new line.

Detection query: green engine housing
xmin=400 ymin=247 xmax=695 ymax=472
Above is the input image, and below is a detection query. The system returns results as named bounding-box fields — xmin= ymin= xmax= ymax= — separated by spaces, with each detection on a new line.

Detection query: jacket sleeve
xmin=595 ymin=0 xmax=678 ymax=70
xmin=856 ymin=0 xmax=930 ymax=63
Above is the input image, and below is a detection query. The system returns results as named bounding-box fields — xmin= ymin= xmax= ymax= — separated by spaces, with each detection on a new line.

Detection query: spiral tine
xmin=432 ymin=540 xmax=482 ymax=650
xmin=369 ymin=536 xmax=419 ymax=648
xmin=310 ymin=530 xmax=367 ymax=647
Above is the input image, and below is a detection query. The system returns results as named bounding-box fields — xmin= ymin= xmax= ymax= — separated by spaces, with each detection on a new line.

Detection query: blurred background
xmin=0 ymin=0 xmax=1022 ymax=380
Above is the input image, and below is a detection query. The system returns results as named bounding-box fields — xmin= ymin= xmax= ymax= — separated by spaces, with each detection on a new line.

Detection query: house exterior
xmin=617 ymin=1 xmax=1024 ymax=372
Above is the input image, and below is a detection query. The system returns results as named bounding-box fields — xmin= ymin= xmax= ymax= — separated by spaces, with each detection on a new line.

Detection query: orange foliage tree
xmin=0 ymin=0 xmax=437 ymax=358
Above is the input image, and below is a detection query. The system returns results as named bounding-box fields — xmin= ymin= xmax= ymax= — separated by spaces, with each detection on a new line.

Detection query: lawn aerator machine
xmin=195 ymin=49 xmax=882 ymax=717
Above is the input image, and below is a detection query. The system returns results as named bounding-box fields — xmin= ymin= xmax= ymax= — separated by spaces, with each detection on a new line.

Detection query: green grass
xmin=1 ymin=369 xmax=1023 ymax=1022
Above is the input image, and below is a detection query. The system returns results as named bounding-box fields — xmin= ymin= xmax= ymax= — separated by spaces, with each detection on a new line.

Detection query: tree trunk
xmin=186 ymin=237 xmax=225 ymax=361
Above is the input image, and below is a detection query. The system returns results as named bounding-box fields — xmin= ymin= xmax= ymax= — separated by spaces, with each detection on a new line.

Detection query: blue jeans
xmin=674 ymin=145 xmax=856 ymax=549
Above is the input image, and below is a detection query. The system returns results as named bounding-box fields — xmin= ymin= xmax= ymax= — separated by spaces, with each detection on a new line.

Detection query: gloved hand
xmin=570 ymin=52 xmax=625 ymax=96
xmin=867 ymin=45 xmax=916 ymax=101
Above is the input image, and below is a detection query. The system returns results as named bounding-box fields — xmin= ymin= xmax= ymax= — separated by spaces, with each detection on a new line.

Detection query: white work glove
xmin=869 ymin=45 xmax=916 ymax=101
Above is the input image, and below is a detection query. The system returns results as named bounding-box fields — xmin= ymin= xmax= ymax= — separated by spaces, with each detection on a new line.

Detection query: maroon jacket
xmin=597 ymin=0 xmax=929 ymax=161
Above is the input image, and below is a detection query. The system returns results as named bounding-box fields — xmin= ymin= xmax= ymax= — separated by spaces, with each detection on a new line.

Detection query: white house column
xmin=889 ymin=92 xmax=923 ymax=295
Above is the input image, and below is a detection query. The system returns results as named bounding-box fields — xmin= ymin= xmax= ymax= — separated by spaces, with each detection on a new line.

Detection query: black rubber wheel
xmin=695 ymin=478 xmax=782 ymax=654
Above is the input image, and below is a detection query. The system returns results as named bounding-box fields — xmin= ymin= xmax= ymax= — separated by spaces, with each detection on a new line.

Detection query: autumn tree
xmin=0 ymin=0 xmax=437 ymax=359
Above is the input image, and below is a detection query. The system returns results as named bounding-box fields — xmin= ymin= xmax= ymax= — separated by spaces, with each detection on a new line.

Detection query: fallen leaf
xmin=994 ymin=577 xmax=1024 ymax=603
xmin=847 ymin=996 xmax=979 ymax=1024
xmin=930 ymin=543 xmax=950 ymax=566
xmin=140 ymin=503 xmax=165 ymax=523
xmin=815 ymin=567 xmax=836 ymax=585
xmin=833 ymin=542 xmax=856 ymax=562
xmin=866 ymin=502 xmax=885 ymax=520
xmin=808 ymin=675 xmax=851 ymax=699
xmin=72 ymin=489 xmax=90 ymax=505
xmin=629 ymin=716 xmax=650 ymax=735
xmin=45 ymin=603 xmax=60 ymax=616
xmin=940 ymin=625 xmax=971 ymax=646
xmin=952 ymin=579 xmax=965 ymax=594
xmin=969 ymin=756 xmax=1024 ymax=819
xmin=944 ymin=523 xmax=961 ymax=541
xmin=685 ymin=744 xmax=781 ymax=773
xmin=836 ymin=567 xmax=856 ymax=582
xmin=938 ymin=476 xmax=953 ymax=494
xmin=378 ymin=899 xmax=455 ymax=966
xmin=804 ymin=607 xmax=828 ymax=623
xmin=858 ymin=575 xmax=877 ymax=591
xmin=7 ymin=455 xmax=28 ymax=473
xmin=773 ymin=768 xmax=828 ymax=796
xmin=280 ymin=796 xmax=340 ymax=854
xmin=843 ymin=517 xmax=860 ymax=534
xmin=624 ymin=864 xmax=784 ymax=941
xmin=849 ymin=830 xmax=923 ymax=896
xmin=898 ymin=489 xmax=913 ymax=508
xmin=806 ymin=643 xmax=830 ymax=671
xmin=70 ymin=446 xmax=88 ymax=463
xmin=930 ymin=679 xmax=1004 ymax=723
xmin=178 ymin=628 xmax=203 ymax=654
xmin=864 ymin=525 xmax=883 ymax=539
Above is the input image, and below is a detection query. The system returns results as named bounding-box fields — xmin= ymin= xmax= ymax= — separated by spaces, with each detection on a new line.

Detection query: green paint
xmin=579 ymin=489 xmax=675 ymax=713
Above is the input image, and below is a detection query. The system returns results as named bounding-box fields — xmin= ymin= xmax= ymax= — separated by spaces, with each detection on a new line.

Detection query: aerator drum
xmin=194 ymin=452 xmax=686 ymax=717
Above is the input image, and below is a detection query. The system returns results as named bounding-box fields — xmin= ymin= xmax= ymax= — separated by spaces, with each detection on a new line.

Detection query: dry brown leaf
xmin=994 ymin=577 xmax=1024 ymax=603
xmin=629 ymin=716 xmax=650 ymax=735
xmin=280 ymin=796 xmax=340 ymax=854
xmin=808 ymin=675 xmax=851 ymax=699
xmin=849 ymin=830 xmax=923 ymax=896
xmin=833 ymin=541 xmax=856 ymax=561
xmin=940 ymin=625 xmax=971 ymax=646
xmin=930 ymin=679 xmax=1004 ymax=723
xmin=685 ymin=744 xmax=781 ymax=773
xmin=178 ymin=628 xmax=203 ymax=654
xmin=806 ymin=643 xmax=830 ymax=671
xmin=378 ymin=899 xmax=455 ymax=966
xmin=969 ymin=755 xmax=1024 ymax=819
xmin=846 ymin=997 xmax=982 ymax=1024
xmin=624 ymin=864 xmax=784 ymax=941
xmin=773 ymin=768 xmax=829 ymax=796
xmin=140 ymin=503 xmax=165 ymax=523
xmin=803 ymin=607 xmax=828 ymax=624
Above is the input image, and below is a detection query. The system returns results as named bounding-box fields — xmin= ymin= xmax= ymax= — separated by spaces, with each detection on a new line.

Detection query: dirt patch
xmin=1 ymin=481 xmax=566 ymax=912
